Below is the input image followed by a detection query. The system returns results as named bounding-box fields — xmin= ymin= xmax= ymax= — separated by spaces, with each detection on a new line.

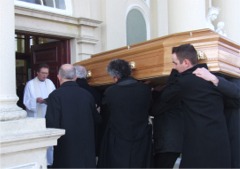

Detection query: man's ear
xmin=183 ymin=59 xmax=191 ymax=67
xmin=57 ymin=74 xmax=61 ymax=81
xmin=113 ymin=76 xmax=118 ymax=83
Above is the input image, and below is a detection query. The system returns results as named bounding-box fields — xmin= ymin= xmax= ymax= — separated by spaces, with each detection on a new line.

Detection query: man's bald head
xmin=58 ymin=64 xmax=76 ymax=84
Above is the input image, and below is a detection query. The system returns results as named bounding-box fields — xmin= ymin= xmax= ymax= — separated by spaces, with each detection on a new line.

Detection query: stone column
xmin=0 ymin=0 xmax=26 ymax=121
xmin=0 ymin=1 xmax=65 ymax=168
xmin=168 ymin=0 xmax=206 ymax=34
xmin=213 ymin=0 xmax=240 ymax=44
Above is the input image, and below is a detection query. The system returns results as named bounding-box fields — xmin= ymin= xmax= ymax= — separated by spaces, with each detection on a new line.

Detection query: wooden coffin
xmin=74 ymin=29 xmax=240 ymax=86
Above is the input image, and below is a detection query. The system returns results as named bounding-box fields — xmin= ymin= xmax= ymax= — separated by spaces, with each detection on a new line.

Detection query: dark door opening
xmin=15 ymin=33 xmax=71 ymax=109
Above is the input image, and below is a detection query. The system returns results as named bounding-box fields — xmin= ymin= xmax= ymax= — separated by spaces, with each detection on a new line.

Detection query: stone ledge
xmin=1 ymin=128 xmax=65 ymax=154
xmin=0 ymin=118 xmax=46 ymax=136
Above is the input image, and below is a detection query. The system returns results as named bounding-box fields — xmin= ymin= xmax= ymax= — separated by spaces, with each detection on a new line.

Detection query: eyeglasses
xmin=39 ymin=72 xmax=49 ymax=75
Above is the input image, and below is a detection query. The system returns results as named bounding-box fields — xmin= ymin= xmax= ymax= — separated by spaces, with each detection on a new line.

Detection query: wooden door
xmin=31 ymin=40 xmax=70 ymax=87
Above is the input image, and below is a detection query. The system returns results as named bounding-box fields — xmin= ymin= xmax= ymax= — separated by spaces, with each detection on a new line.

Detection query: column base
xmin=0 ymin=118 xmax=65 ymax=169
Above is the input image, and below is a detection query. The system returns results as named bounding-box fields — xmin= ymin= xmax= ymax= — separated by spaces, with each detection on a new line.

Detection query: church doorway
xmin=15 ymin=32 xmax=70 ymax=109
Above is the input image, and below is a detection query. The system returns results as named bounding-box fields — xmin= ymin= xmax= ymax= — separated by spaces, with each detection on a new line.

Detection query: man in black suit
xmin=46 ymin=64 xmax=96 ymax=168
xmin=75 ymin=65 xmax=102 ymax=109
xmin=98 ymin=59 xmax=152 ymax=168
xmin=151 ymin=69 xmax=183 ymax=168
xmin=74 ymin=65 xmax=102 ymax=156
xmin=167 ymin=44 xmax=236 ymax=168
xmin=193 ymin=67 xmax=240 ymax=168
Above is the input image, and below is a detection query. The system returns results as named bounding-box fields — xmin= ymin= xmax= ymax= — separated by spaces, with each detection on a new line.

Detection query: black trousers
xmin=154 ymin=152 xmax=180 ymax=168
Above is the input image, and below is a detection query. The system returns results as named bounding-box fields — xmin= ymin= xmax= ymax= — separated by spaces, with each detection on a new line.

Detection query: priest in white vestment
xmin=24 ymin=66 xmax=55 ymax=117
xmin=23 ymin=63 xmax=56 ymax=166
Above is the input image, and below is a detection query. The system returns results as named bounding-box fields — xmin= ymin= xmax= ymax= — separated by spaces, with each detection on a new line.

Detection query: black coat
xmin=76 ymin=78 xmax=102 ymax=156
xmin=76 ymin=78 xmax=102 ymax=107
xmin=46 ymin=81 xmax=96 ymax=168
xmin=98 ymin=77 xmax=152 ymax=168
xmin=217 ymin=77 xmax=240 ymax=168
xmin=160 ymin=64 xmax=232 ymax=168
xmin=174 ymin=64 xmax=231 ymax=168
xmin=151 ymin=69 xmax=184 ymax=154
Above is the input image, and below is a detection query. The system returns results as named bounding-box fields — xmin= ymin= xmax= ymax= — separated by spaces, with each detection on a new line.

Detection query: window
xmin=18 ymin=0 xmax=41 ymax=5
xmin=17 ymin=0 xmax=66 ymax=9
xmin=15 ymin=0 xmax=71 ymax=15
xmin=126 ymin=9 xmax=147 ymax=45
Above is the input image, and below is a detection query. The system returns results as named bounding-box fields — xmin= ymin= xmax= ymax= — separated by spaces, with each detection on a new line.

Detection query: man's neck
xmin=60 ymin=79 xmax=74 ymax=85
xmin=36 ymin=77 xmax=45 ymax=82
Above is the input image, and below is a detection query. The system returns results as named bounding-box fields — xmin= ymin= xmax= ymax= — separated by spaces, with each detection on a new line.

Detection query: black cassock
xmin=98 ymin=77 xmax=152 ymax=168
xmin=46 ymin=81 xmax=96 ymax=168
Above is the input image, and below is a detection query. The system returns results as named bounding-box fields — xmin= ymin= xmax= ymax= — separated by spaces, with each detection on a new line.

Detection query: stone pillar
xmin=0 ymin=0 xmax=26 ymax=121
xmin=213 ymin=0 xmax=240 ymax=44
xmin=0 ymin=1 xmax=65 ymax=168
xmin=168 ymin=0 xmax=206 ymax=34
xmin=76 ymin=18 xmax=102 ymax=61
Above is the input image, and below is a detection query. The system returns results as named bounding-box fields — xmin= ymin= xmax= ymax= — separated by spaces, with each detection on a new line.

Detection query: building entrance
xmin=15 ymin=32 xmax=70 ymax=109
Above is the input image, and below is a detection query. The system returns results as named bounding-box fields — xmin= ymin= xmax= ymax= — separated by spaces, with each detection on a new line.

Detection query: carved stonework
xmin=206 ymin=6 xmax=227 ymax=37
xmin=216 ymin=21 xmax=227 ymax=37
xmin=206 ymin=6 xmax=220 ymax=31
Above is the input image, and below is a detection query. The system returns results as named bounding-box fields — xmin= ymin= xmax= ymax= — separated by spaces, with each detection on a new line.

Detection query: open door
xmin=31 ymin=40 xmax=70 ymax=87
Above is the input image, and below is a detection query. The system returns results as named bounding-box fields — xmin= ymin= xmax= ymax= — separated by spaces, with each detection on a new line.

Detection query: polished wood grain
xmin=74 ymin=29 xmax=240 ymax=86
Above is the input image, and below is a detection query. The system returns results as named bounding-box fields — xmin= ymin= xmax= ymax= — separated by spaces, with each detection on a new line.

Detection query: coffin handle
xmin=197 ymin=50 xmax=207 ymax=60
xmin=87 ymin=70 xmax=92 ymax=78
xmin=129 ymin=61 xmax=136 ymax=69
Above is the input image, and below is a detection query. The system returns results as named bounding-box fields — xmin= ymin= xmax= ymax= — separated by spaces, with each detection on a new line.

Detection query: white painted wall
xmin=213 ymin=0 xmax=240 ymax=44
xmin=168 ymin=0 xmax=206 ymax=34
xmin=150 ymin=0 xmax=168 ymax=38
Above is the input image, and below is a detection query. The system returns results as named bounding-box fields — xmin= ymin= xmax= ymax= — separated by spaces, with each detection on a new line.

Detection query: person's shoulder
xmin=179 ymin=72 xmax=203 ymax=83
xmin=104 ymin=84 xmax=117 ymax=94
xmin=136 ymin=81 xmax=151 ymax=89
xmin=45 ymin=78 xmax=54 ymax=84
xmin=46 ymin=78 xmax=56 ymax=86
xmin=25 ymin=78 xmax=35 ymax=86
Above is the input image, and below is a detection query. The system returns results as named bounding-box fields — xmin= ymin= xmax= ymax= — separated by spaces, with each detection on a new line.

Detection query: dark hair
xmin=37 ymin=63 xmax=49 ymax=72
xmin=172 ymin=44 xmax=198 ymax=65
xmin=107 ymin=59 xmax=132 ymax=79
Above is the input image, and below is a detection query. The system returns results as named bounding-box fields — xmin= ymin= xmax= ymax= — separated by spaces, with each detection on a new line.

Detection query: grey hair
xmin=58 ymin=64 xmax=76 ymax=80
xmin=107 ymin=59 xmax=131 ymax=79
xmin=74 ymin=65 xmax=87 ymax=78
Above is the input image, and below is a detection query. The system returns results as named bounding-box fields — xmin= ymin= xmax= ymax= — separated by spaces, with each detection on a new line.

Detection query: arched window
xmin=126 ymin=9 xmax=147 ymax=45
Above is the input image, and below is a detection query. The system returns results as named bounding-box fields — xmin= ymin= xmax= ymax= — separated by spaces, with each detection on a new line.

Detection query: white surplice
xmin=23 ymin=77 xmax=56 ymax=165
xmin=23 ymin=77 xmax=56 ymax=117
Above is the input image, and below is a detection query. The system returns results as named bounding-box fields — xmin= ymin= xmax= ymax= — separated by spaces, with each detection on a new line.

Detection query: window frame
xmin=14 ymin=0 xmax=72 ymax=16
